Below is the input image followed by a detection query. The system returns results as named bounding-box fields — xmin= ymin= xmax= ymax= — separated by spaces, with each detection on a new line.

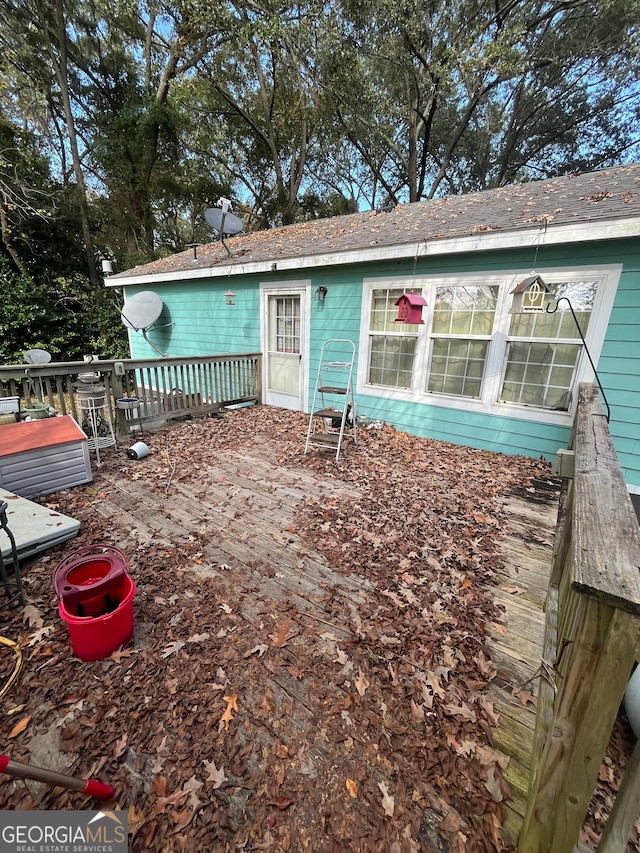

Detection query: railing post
xmin=518 ymin=384 xmax=640 ymax=853
xmin=255 ymin=354 xmax=263 ymax=403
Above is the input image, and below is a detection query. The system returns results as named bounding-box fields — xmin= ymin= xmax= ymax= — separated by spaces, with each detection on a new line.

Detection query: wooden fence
xmin=0 ymin=353 xmax=262 ymax=436
xmin=519 ymin=384 xmax=640 ymax=852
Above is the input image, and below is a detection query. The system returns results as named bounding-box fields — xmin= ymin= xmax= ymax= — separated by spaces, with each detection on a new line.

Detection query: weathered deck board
xmin=488 ymin=487 xmax=558 ymax=844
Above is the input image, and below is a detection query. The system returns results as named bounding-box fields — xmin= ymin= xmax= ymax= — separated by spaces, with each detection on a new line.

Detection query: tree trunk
xmin=45 ymin=0 xmax=100 ymax=291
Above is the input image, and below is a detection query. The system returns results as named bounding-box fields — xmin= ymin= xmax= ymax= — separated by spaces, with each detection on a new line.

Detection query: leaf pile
xmin=0 ymin=406 xmax=629 ymax=851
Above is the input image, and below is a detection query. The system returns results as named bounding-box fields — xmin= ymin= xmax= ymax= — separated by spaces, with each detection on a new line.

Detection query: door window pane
xmin=275 ymin=297 xmax=300 ymax=353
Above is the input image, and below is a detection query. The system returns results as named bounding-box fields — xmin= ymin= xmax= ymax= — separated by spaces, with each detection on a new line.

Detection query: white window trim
xmin=357 ymin=265 xmax=621 ymax=425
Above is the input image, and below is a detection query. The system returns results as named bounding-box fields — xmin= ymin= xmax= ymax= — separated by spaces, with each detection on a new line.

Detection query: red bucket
xmin=58 ymin=573 xmax=136 ymax=661
xmin=53 ymin=545 xmax=135 ymax=661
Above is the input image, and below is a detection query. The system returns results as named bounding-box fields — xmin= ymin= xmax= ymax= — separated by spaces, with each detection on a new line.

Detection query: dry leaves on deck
xmin=0 ymin=406 xmax=576 ymax=853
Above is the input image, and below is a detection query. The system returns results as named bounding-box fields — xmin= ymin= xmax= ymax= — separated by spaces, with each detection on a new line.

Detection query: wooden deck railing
xmin=519 ymin=384 xmax=640 ymax=853
xmin=0 ymin=353 xmax=262 ymax=436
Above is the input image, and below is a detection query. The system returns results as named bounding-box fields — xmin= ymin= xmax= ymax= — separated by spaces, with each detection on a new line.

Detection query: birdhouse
xmin=510 ymin=275 xmax=552 ymax=314
xmin=395 ymin=292 xmax=427 ymax=324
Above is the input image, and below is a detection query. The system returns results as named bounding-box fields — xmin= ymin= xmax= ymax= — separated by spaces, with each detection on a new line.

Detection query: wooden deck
xmin=89 ymin=429 xmax=557 ymax=846
xmin=1 ymin=410 xmax=559 ymax=851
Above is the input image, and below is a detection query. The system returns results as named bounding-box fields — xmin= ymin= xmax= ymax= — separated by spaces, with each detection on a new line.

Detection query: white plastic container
xmin=127 ymin=441 xmax=149 ymax=460
xmin=0 ymin=397 xmax=20 ymax=415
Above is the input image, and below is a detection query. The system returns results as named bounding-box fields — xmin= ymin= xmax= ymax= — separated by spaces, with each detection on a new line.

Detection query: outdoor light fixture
xmin=225 ymin=289 xmax=236 ymax=305
xmin=510 ymin=276 xmax=610 ymax=422
xmin=316 ymin=286 xmax=327 ymax=306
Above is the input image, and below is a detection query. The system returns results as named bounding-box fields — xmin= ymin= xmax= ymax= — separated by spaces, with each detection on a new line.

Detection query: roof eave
xmin=106 ymin=215 xmax=640 ymax=287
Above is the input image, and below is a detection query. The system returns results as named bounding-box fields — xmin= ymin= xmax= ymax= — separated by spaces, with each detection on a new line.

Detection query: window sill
xmin=357 ymin=382 xmax=574 ymax=426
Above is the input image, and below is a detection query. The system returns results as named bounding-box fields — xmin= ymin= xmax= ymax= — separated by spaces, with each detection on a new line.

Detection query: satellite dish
xmin=120 ymin=291 xmax=168 ymax=358
xmin=120 ymin=291 xmax=164 ymax=331
xmin=24 ymin=349 xmax=52 ymax=365
xmin=205 ymin=207 xmax=243 ymax=236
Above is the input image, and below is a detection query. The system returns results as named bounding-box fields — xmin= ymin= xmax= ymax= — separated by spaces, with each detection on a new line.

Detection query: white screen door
xmin=264 ymin=290 xmax=307 ymax=409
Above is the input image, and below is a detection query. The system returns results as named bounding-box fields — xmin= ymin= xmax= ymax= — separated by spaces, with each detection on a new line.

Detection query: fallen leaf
xmin=113 ymin=734 xmax=128 ymax=758
xmin=455 ymin=740 xmax=476 ymax=757
xmin=268 ymin=795 xmax=294 ymax=810
xmin=187 ymin=632 xmax=210 ymax=643
xmin=334 ymin=646 xmax=349 ymax=666
xmin=8 ymin=715 xmax=31 ymax=738
xmin=243 ymin=644 xmax=268 ymax=659
xmin=500 ymin=585 xmax=526 ymax=595
xmin=443 ymin=702 xmax=476 ymax=723
xmin=439 ymin=810 xmax=462 ymax=834
xmin=478 ymin=695 xmax=501 ymax=725
xmin=27 ymin=625 xmax=55 ymax=646
xmin=355 ymin=670 xmax=369 ymax=696
xmin=346 ymin=778 xmax=358 ymax=798
xmin=410 ymin=700 xmax=424 ymax=721
xmin=161 ymin=640 xmax=185 ymax=659
xmin=378 ymin=780 xmax=394 ymax=817
xmin=182 ymin=774 xmax=203 ymax=810
xmin=219 ymin=693 xmax=238 ymax=732
xmin=485 ymin=763 xmax=504 ymax=802
xmin=110 ymin=648 xmax=137 ymax=663
xmin=23 ymin=605 xmax=43 ymax=629
xmin=268 ymin=617 xmax=297 ymax=648
xmin=425 ymin=670 xmax=446 ymax=699
xmin=512 ymin=687 xmax=537 ymax=708
xmin=127 ymin=805 xmax=146 ymax=840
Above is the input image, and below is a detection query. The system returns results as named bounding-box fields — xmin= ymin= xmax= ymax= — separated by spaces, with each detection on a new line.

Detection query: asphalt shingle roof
xmin=112 ymin=164 xmax=640 ymax=281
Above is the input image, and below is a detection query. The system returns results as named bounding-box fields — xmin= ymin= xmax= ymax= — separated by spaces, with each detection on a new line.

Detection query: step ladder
xmin=304 ymin=339 xmax=358 ymax=461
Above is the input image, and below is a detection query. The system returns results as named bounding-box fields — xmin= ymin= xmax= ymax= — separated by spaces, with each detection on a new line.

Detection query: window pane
xmin=427 ymin=339 xmax=488 ymax=398
xmin=509 ymin=280 xmax=597 ymax=340
xmin=368 ymin=335 xmax=416 ymax=388
xmin=371 ymin=288 xmax=419 ymax=333
xmin=432 ymin=285 xmax=498 ymax=335
xmin=500 ymin=342 xmax=580 ymax=408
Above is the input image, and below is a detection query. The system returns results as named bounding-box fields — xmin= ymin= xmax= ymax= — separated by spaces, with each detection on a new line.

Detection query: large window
xmin=360 ymin=269 xmax=618 ymax=421
xmin=500 ymin=281 xmax=597 ymax=410
xmin=427 ymin=285 xmax=498 ymax=398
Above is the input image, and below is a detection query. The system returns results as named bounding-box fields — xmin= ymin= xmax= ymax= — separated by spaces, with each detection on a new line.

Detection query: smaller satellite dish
xmin=205 ymin=207 xmax=243 ymax=236
xmin=24 ymin=349 xmax=52 ymax=365
xmin=121 ymin=291 xmax=164 ymax=331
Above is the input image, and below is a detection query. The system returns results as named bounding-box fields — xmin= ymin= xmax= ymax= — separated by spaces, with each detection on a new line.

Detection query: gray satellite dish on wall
xmin=205 ymin=205 xmax=243 ymax=258
xmin=120 ymin=291 xmax=168 ymax=357
xmin=120 ymin=291 xmax=163 ymax=330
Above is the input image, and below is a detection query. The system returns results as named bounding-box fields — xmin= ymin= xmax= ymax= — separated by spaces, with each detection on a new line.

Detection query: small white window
xmin=368 ymin=288 xmax=419 ymax=389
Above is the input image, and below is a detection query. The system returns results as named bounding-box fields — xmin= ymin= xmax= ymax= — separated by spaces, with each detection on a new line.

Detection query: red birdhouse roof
xmin=395 ymin=293 xmax=427 ymax=308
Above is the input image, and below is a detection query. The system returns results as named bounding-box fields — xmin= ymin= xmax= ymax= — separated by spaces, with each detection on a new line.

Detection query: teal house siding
xmin=124 ymin=280 xmax=263 ymax=358
xmin=110 ymin=166 xmax=640 ymax=491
